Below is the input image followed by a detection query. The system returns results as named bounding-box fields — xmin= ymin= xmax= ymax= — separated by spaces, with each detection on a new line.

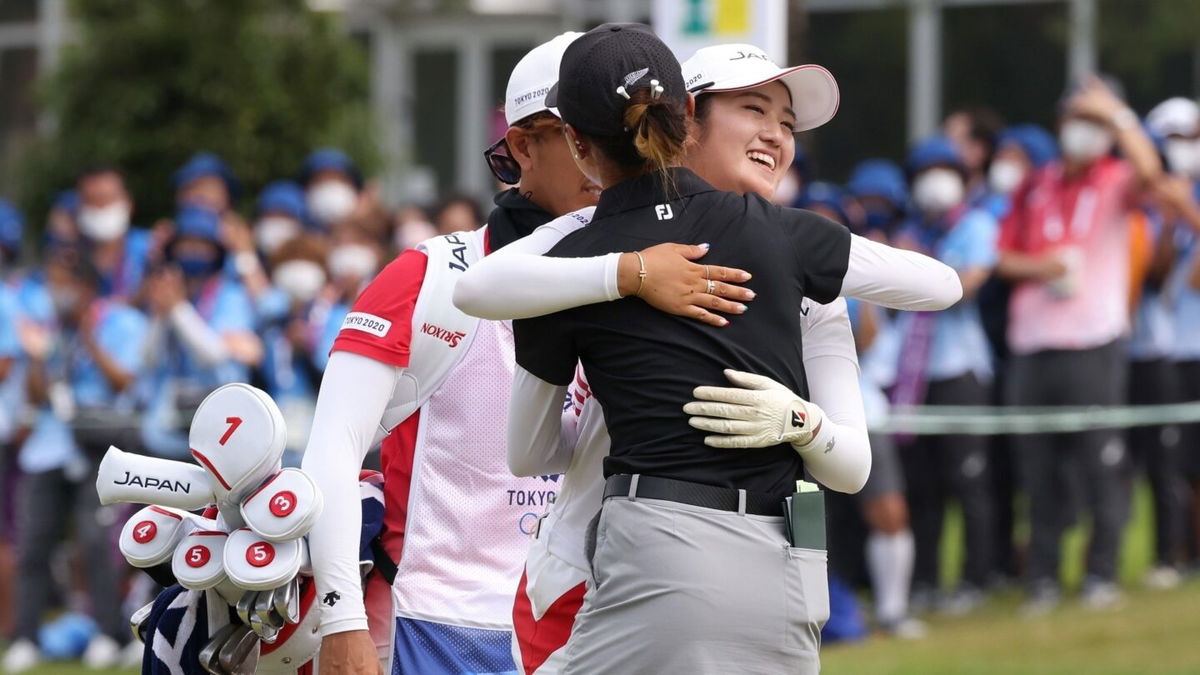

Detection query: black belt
xmin=603 ymin=474 xmax=781 ymax=517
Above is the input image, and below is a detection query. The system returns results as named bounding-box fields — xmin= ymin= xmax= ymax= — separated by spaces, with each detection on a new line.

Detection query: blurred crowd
xmin=2 ymin=76 xmax=1200 ymax=668
xmin=0 ymin=148 xmax=486 ymax=670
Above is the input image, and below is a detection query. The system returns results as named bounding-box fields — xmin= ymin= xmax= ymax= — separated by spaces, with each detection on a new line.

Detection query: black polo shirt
xmin=514 ymin=168 xmax=851 ymax=498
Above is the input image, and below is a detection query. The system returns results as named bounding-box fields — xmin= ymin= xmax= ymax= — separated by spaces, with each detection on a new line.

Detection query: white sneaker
xmin=82 ymin=634 xmax=121 ymax=669
xmin=879 ymin=616 xmax=929 ymax=640
xmin=1080 ymin=580 xmax=1123 ymax=611
xmin=1 ymin=639 xmax=41 ymax=674
xmin=1144 ymin=565 xmax=1182 ymax=590
xmin=119 ymin=640 xmax=144 ymax=669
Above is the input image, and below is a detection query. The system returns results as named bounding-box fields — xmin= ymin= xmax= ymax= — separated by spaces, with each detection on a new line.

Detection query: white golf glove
xmin=683 ymin=369 xmax=826 ymax=452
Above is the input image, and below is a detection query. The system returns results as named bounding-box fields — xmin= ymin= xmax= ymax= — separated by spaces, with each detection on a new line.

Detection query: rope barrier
xmin=873 ymin=401 xmax=1200 ymax=435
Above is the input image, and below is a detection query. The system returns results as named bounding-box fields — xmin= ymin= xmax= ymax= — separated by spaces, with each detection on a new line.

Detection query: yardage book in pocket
xmin=784 ymin=481 xmax=826 ymax=550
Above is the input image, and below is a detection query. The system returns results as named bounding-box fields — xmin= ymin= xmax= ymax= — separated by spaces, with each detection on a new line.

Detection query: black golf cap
xmin=545 ymin=23 xmax=687 ymax=138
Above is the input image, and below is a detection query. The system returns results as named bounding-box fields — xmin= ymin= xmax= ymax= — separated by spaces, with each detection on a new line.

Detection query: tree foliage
xmin=20 ymin=0 xmax=376 ymax=224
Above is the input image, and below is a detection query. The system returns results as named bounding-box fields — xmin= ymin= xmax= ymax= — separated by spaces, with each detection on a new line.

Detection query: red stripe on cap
xmin=188 ymin=531 xmax=229 ymax=537
xmin=148 ymin=506 xmax=183 ymax=521
xmin=190 ymin=449 xmax=233 ymax=491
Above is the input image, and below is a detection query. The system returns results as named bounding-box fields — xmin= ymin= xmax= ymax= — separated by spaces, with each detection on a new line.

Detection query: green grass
xmin=7 ymin=484 xmax=1195 ymax=675
xmin=823 ymin=581 xmax=1200 ymax=675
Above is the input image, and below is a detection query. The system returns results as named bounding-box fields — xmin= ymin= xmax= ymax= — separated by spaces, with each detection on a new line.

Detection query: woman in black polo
xmin=510 ymin=24 xmax=868 ymax=674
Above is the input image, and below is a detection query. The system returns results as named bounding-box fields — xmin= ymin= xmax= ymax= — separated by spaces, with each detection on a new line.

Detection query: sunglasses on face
xmin=484 ymin=137 xmax=521 ymax=185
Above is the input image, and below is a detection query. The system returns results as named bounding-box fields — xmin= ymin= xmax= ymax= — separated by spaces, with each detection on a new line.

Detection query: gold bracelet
xmin=633 ymin=250 xmax=648 ymax=297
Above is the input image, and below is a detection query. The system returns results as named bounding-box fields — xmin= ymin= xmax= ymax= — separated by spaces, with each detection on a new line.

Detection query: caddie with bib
xmin=301 ymin=30 xmax=603 ymax=675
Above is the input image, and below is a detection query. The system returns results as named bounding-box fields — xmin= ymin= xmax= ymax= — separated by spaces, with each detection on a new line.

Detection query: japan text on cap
xmin=682 ymin=44 xmax=839 ymax=133
xmin=545 ymin=23 xmax=687 ymax=139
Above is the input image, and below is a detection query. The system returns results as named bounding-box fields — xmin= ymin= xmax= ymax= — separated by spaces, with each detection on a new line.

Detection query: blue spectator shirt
xmin=896 ymin=207 xmax=998 ymax=382
xmin=1128 ymin=211 xmax=1174 ymax=361
xmin=101 ymin=228 xmax=153 ymax=300
xmin=1169 ymin=226 xmax=1200 ymax=361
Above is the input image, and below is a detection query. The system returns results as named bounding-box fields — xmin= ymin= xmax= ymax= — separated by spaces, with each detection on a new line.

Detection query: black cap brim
xmin=544 ymin=82 xmax=560 ymax=108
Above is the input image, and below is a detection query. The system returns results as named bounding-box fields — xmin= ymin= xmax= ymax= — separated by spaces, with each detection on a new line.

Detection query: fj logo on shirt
xmin=342 ymin=312 xmax=392 ymax=338
xmin=421 ymin=322 xmax=467 ymax=348
xmin=791 ymin=410 xmax=806 ymax=428
xmin=655 ymin=204 xmax=673 ymax=220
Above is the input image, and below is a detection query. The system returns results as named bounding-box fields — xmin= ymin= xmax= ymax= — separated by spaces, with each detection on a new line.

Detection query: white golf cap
xmin=504 ymin=31 xmax=583 ymax=126
xmin=1146 ymin=97 xmax=1200 ymax=138
xmin=682 ymin=43 xmax=839 ymax=133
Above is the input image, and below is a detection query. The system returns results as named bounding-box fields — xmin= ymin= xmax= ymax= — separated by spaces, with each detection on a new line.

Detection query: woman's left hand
xmin=619 ymin=243 xmax=754 ymax=327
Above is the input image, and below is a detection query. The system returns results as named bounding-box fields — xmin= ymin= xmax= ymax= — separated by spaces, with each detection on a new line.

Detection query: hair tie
xmin=615 ymin=85 xmax=631 ymax=100
xmin=650 ymin=80 xmax=664 ymax=100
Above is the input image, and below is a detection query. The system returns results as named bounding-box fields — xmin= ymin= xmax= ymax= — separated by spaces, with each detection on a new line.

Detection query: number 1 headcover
xmin=189 ymin=383 xmax=287 ymax=506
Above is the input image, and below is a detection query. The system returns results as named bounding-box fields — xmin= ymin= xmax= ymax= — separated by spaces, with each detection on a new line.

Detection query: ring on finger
xmin=706 ymin=280 xmax=716 ymax=294
xmin=705 ymin=265 xmax=711 ymax=281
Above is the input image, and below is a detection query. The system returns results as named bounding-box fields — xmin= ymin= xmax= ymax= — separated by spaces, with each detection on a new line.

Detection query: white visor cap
xmin=682 ymin=43 xmax=840 ymax=133
xmin=504 ymin=31 xmax=584 ymax=126
xmin=1146 ymin=97 xmax=1200 ymax=138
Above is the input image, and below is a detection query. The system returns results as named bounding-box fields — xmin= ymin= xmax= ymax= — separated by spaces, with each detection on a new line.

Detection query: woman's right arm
xmin=453 ymin=209 xmax=751 ymax=326
xmin=301 ymin=350 xmax=398 ymax=675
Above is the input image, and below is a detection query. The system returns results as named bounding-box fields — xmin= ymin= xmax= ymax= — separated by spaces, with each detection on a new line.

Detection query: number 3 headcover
xmin=188 ymin=383 xmax=288 ymax=506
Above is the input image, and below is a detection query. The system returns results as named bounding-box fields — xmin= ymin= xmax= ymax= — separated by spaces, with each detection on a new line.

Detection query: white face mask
xmin=1165 ymin=138 xmax=1200 ymax=177
xmin=988 ymin=159 xmax=1027 ymax=195
xmin=328 ymin=244 xmax=378 ymax=280
xmin=307 ymin=181 xmax=358 ymax=225
xmin=912 ymin=168 xmax=965 ymax=215
xmin=255 ymin=217 xmax=300 ymax=256
xmin=272 ymin=260 xmax=326 ymax=304
xmin=1059 ymin=120 xmax=1113 ymax=162
xmin=78 ymin=201 xmax=131 ymax=242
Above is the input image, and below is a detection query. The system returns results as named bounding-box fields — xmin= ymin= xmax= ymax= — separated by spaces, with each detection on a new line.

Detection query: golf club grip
xmin=96 ymin=445 xmax=215 ymax=509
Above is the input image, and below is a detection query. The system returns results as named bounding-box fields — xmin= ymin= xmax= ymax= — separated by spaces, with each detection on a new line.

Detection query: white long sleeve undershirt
xmin=301 ymin=350 xmax=399 ymax=636
xmin=167 ymin=302 xmax=230 ymax=366
xmin=453 ymin=210 xmax=961 ymax=320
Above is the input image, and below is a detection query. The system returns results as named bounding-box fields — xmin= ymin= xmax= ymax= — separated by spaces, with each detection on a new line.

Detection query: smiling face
xmin=684 ymin=81 xmax=797 ymax=200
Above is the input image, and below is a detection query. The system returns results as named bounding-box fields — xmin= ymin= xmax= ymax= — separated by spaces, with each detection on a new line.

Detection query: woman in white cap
xmin=458 ymin=26 xmax=960 ymax=673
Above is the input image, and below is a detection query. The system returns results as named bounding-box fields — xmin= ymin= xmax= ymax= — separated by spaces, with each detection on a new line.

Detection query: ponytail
xmin=592 ymin=88 xmax=689 ymax=175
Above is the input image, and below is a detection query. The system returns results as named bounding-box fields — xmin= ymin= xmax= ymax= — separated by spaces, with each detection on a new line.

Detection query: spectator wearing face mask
xmin=326 ymin=221 xmax=381 ymax=304
xmin=221 ymin=180 xmax=311 ymax=312
xmin=995 ymin=75 xmax=1166 ymax=613
xmin=5 ymin=253 xmax=148 ymax=672
xmin=1143 ymin=97 xmax=1200 ymax=575
xmin=893 ymin=135 xmax=999 ymax=615
xmin=75 ymin=167 xmax=152 ymax=301
xmin=172 ymin=152 xmax=240 ymax=213
xmin=300 ymin=148 xmax=362 ymax=229
xmin=139 ymin=205 xmax=262 ymax=458
xmin=257 ymin=236 xmax=345 ymax=465
xmin=433 ymin=193 xmax=485 ymax=235
xmin=392 ymin=204 xmax=437 ymax=252
xmin=987 ymin=125 xmax=1059 ymax=209
xmin=847 ymin=159 xmax=909 ymax=242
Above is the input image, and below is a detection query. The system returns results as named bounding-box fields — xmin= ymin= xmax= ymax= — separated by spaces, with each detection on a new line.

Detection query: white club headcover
xmin=240 ymin=468 xmax=324 ymax=543
xmin=173 ymin=530 xmax=230 ymax=590
xmin=119 ymin=505 xmax=201 ymax=568
xmin=189 ymin=384 xmax=286 ymax=506
xmin=224 ymin=529 xmax=309 ymax=591
xmin=97 ymin=446 xmax=215 ymax=510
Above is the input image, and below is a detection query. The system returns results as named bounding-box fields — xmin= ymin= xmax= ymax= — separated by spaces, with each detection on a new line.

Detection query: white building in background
xmin=0 ymin=0 xmax=1109 ymax=203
